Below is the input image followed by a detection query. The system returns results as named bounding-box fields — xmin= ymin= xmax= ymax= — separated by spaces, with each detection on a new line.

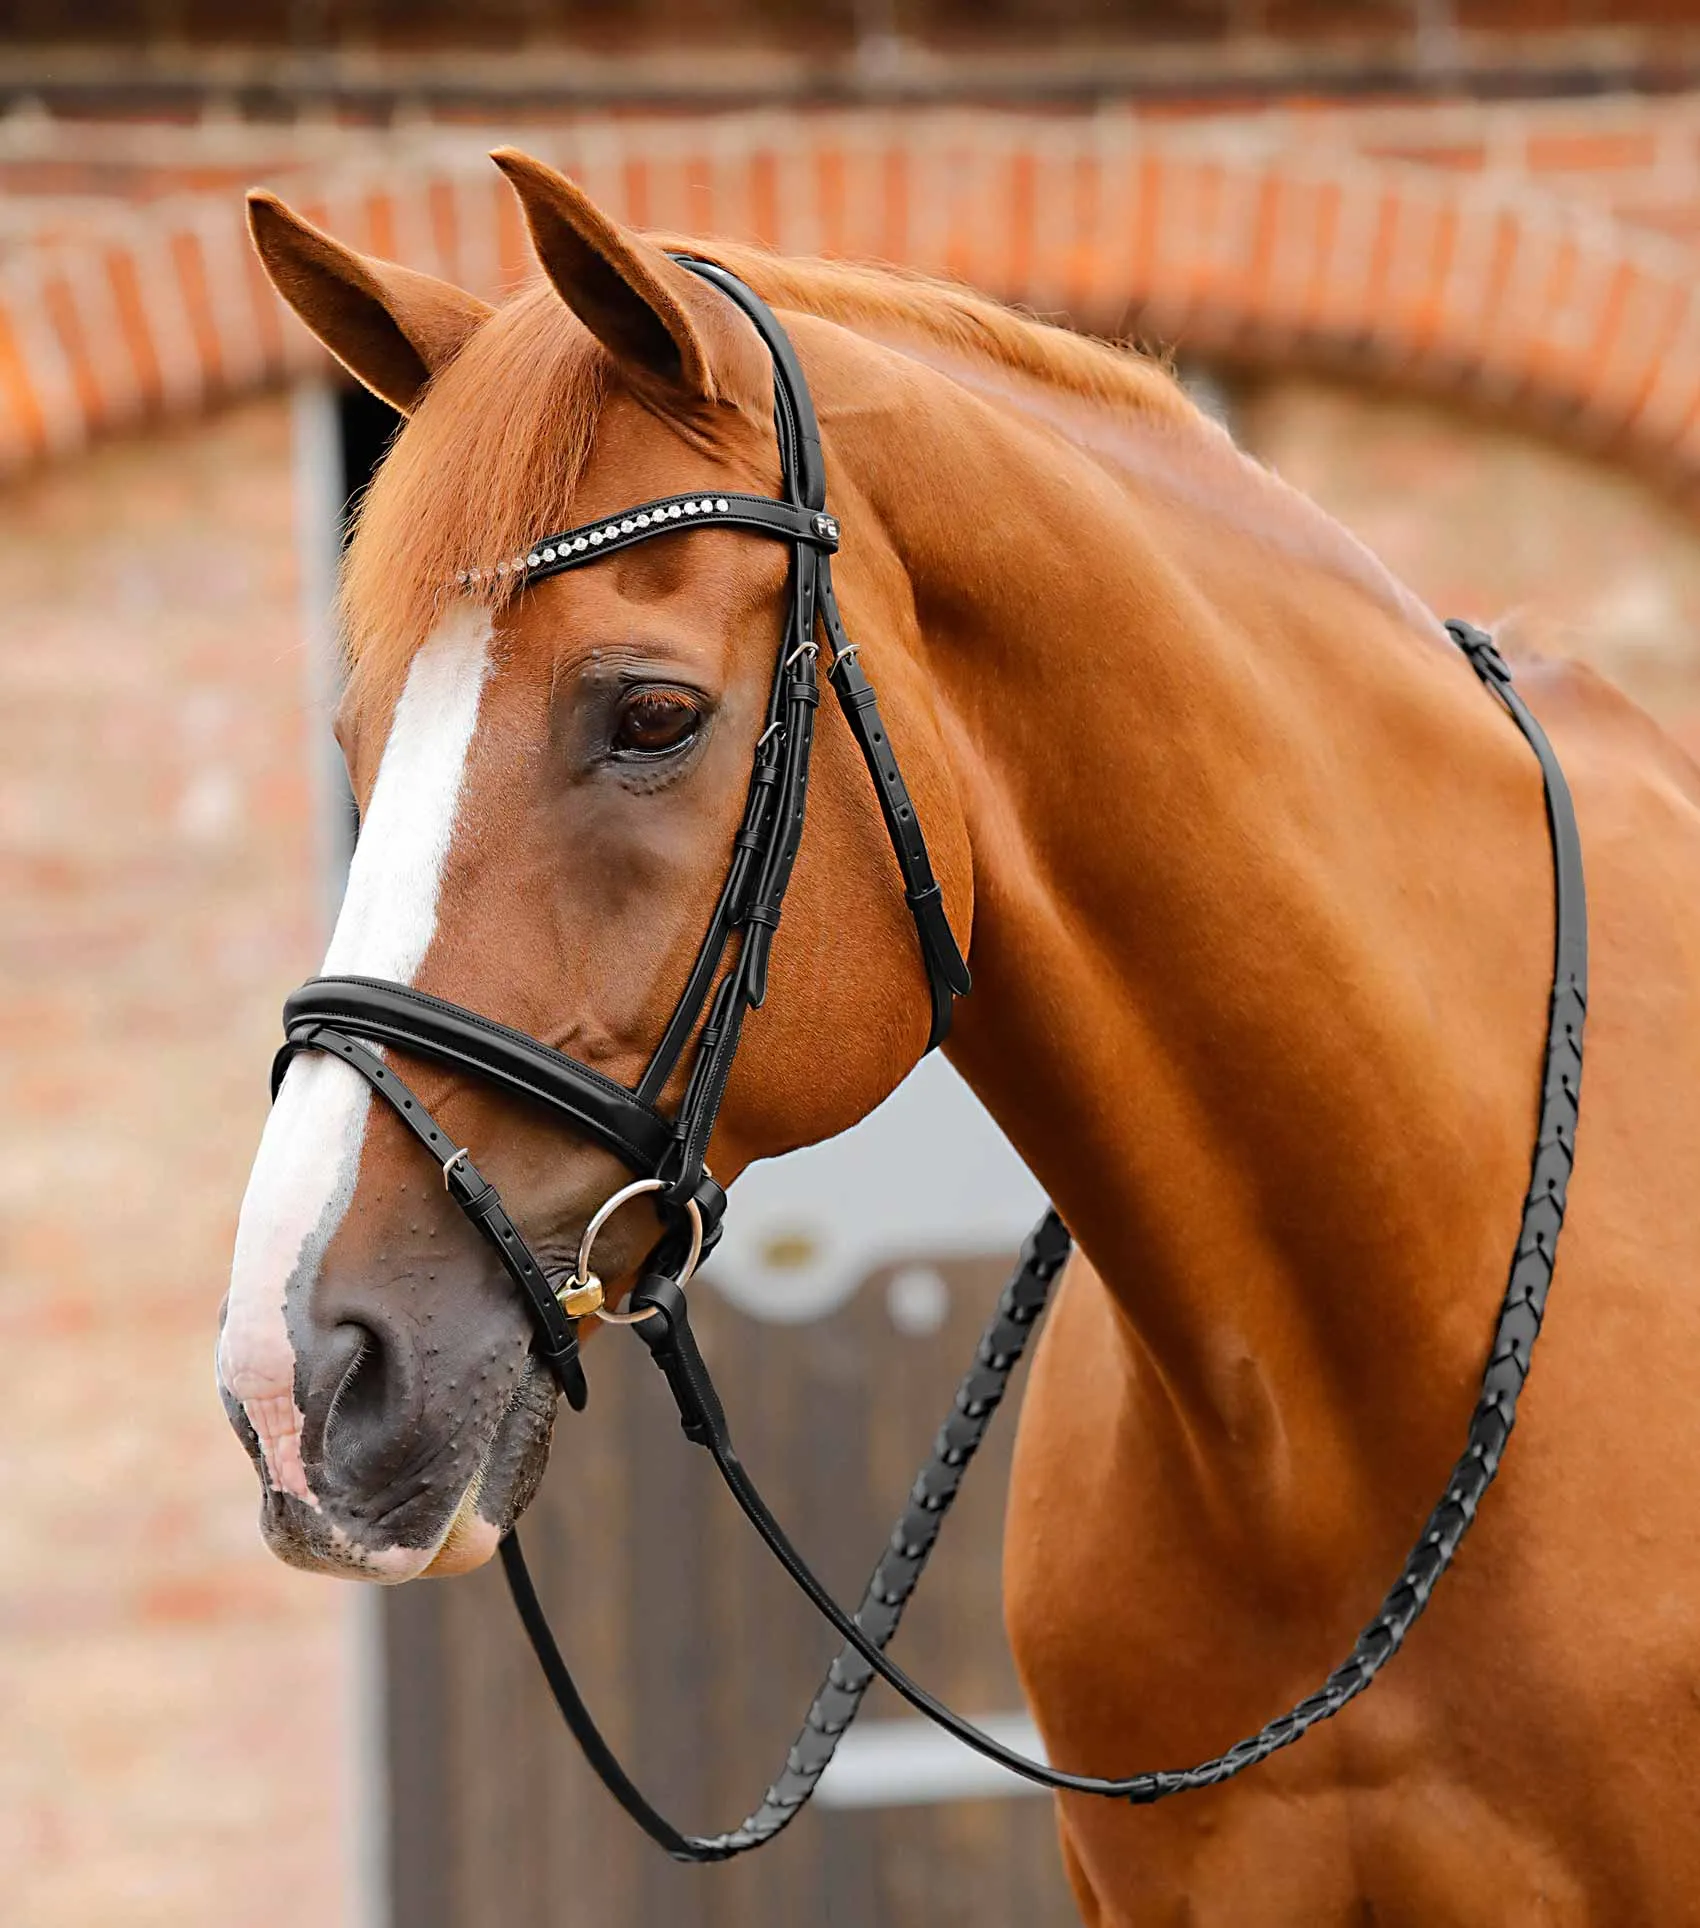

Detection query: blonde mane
xmin=341 ymin=237 xmax=1193 ymax=695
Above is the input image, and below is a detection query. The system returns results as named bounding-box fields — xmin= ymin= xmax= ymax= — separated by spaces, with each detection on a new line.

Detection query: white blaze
xmin=219 ymin=608 xmax=494 ymax=1504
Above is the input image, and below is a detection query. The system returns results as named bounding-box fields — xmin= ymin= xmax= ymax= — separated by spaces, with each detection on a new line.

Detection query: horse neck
xmin=827 ymin=332 xmax=1553 ymax=1529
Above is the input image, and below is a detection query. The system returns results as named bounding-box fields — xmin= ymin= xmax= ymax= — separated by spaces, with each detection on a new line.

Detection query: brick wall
xmin=0 ymin=392 xmax=348 ymax=1928
xmin=1234 ymin=371 xmax=1700 ymax=732
xmin=5 ymin=1 xmax=1699 ymax=112
xmin=14 ymin=96 xmax=1700 ymax=503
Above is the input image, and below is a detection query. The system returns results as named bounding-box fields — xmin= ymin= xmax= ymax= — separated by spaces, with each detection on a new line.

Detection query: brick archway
xmin=8 ymin=108 xmax=1700 ymax=496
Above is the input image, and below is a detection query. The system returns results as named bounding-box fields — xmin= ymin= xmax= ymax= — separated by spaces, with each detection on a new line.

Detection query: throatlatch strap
xmin=508 ymin=624 xmax=1587 ymax=1825
xmin=821 ymin=576 xmax=971 ymax=1051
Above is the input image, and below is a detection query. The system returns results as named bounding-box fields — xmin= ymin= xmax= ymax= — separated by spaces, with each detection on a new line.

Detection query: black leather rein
xmin=270 ymin=255 xmax=1586 ymax=1860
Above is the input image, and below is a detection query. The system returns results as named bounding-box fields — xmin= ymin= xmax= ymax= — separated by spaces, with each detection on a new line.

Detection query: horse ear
xmin=490 ymin=148 xmax=741 ymax=405
xmin=246 ymin=190 xmax=492 ymax=415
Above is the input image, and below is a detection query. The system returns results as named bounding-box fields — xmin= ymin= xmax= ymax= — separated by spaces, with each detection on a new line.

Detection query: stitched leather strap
xmin=502 ymin=1209 xmax=1072 ymax=1860
xmin=821 ymin=575 xmax=971 ymax=1050
xmin=673 ymin=254 xmax=829 ymax=512
xmin=281 ymin=976 xmax=675 ymax=1178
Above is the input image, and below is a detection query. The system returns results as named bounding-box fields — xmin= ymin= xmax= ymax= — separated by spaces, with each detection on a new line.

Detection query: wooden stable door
xmin=381 ymin=1250 xmax=1080 ymax=1928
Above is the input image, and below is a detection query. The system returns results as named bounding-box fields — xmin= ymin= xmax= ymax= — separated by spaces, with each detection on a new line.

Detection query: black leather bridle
xmin=276 ymin=257 xmax=969 ymax=1412
xmin=271 ymin=260 xmax=1587 ymax=1860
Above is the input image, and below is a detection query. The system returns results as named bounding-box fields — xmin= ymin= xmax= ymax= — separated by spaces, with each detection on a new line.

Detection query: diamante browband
xmin=456 ymin=492 xmax=841 ymax=589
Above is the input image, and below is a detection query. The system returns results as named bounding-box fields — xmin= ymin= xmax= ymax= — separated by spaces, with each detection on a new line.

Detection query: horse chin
xmin=422 ymin=1491 xmax=504 ymax=1577
xmin=423 ymin=1356 xmax=559 ymax=1578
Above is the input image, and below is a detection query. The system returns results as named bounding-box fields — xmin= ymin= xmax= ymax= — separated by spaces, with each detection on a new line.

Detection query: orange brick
xmin=11 ymin=103 xmax=1700 ymax=505
xmin=1127 ymin=147 xmax=1165 ymax=300
xmin=427 ymin=175 xmax=459 ymax=276
xmin=364 ymin=186 xmax=399 ymax=262
xmin=815 ymin=141 xmax=849 ymax=258
xmin=1585 ymin=266 xmax=1685 ymax=415
xmin=620 ymin=151 xmax=652 ymax=232
xmin=0 ymin=295 xmax=55 ymax=465
xmin=39 ymin=270 xmax=104 ymax=430
xmin=166 ymin=226 xmax=223 ymax=394
xmin=879 ymin=141 xmax=910 ymax=263
xmin=748 ymin=147 xmax=781 ymax=249
xmin=1526 ymin=129 xmax=1661 ymax=174
xmin=1006 ymin=148 xmax=1038 ymax=301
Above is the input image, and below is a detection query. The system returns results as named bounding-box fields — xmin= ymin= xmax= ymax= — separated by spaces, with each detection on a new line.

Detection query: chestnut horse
xmin=220 ymin=150 xmax=1700 ymax=1923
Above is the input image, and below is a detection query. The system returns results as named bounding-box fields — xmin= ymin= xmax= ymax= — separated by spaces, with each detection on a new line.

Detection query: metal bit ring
xmin=563 ymin=1176 xmax=704 ymax=1326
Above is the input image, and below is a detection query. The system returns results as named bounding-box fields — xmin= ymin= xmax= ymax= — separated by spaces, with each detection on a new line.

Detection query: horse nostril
xmin=314 ymin=1321 xmax=389 ymax=1465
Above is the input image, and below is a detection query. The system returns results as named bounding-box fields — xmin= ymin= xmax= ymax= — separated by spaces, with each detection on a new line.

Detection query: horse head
xmin=217 ymin=151 xmax=969 ymax=1580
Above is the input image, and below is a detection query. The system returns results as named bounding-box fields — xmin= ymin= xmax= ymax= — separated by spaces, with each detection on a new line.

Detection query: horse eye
xmin=612 ymin=688 xmax=702 ymax=757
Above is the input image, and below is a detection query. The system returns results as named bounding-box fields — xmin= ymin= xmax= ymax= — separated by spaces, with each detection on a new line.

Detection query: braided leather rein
xmin=266 ymin=244 xmax=1586 ymax=1862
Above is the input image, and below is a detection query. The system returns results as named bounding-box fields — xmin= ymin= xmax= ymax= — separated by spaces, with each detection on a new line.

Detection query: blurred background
xmin=8 ymin=3 xmax=1700 ymax=1924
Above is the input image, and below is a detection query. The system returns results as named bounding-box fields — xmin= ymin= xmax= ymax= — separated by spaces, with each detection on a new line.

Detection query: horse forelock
xmin=340 ymin=280 xmax=610 ymax=707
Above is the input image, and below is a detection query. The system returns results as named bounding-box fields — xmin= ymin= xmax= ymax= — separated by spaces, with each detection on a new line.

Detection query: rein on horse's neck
xmin=813 ymin=319 xmax=1555 ymax=1539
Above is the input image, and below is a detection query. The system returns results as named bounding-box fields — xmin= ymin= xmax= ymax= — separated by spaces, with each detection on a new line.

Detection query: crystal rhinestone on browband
xmin=456 ymin=496 xmax=736 ymax=587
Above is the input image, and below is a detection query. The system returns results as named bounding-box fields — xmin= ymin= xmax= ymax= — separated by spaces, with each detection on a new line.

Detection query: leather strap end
xmin=540 ymin=1338 xmax=590 ymax=1412
xmin=743 ymin=921 xmax=775 ymax=1008
xmin=906 ymin=881 xmax=972 ymax=998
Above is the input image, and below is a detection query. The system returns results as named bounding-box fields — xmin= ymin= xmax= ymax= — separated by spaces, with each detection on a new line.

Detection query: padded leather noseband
xmin=277 ymin=975 xmax=678 ymax=1179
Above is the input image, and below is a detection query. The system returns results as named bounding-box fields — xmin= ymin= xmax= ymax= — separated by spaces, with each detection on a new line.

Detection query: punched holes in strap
xmin=824 ymin=634 xmax=971 ymax=1048
xmin=739 ymin=661 xmax=823 ymax=1007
